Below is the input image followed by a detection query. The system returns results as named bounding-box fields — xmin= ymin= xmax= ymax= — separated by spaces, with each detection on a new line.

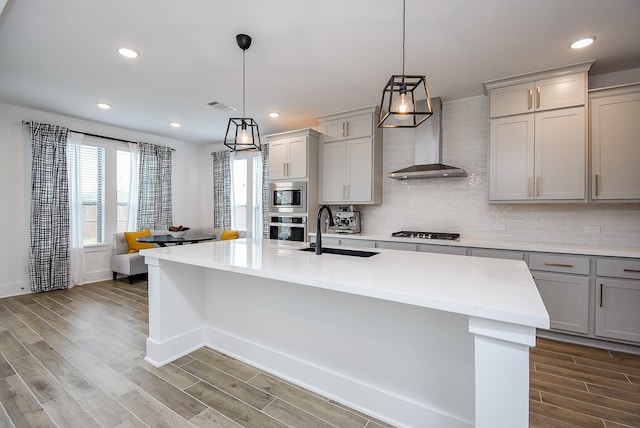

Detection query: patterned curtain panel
xmin=137 ymin=142 xmax=173 ymax=230
xmin=260 ymin=143 xmax=270 ymax=238
xmin=29 ymin=122 xmax=70 ymax=292
xmin=212 ymin=150 xmax=231 ymax=229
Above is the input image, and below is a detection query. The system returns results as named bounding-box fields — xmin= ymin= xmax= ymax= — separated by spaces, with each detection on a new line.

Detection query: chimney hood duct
xmin=388 ymin=97 xmax=467 ymax=180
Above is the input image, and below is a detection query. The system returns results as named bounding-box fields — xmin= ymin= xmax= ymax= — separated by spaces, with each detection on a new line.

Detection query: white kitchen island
xmin=141 ymin=238 xmax=549 ymax=428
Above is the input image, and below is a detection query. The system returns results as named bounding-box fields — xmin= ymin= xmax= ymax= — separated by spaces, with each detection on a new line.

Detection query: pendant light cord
xmin=242 ymin=49 xmax=246 ymax=117
xmin=401 ymin=0 xmax=406 ymax=75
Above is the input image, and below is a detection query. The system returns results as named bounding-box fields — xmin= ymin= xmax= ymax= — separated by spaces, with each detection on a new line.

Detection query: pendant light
xmin=224 ymin=34 xmax=261 ymax=151
xmin=377 ymin=0 xmax=433 ymax=128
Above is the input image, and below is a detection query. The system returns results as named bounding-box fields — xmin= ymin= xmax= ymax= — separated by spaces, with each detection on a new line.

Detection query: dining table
xmin=136 ymin=234 xmax=215 ymax=247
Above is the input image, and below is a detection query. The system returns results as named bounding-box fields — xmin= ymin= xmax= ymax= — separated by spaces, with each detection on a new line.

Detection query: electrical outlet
xmin=492 ymin=224 xmax=506 ymax=231
xmin=585 ymin=225 xmax=601 ymax=234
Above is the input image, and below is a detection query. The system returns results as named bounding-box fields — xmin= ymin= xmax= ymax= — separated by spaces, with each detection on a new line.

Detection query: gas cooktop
xmin=391 ymin=231 xmax=460 ymax=241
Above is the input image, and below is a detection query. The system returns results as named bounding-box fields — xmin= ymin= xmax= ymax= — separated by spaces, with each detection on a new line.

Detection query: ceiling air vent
xmin=207 ymin=101 xmax=237 ymax=112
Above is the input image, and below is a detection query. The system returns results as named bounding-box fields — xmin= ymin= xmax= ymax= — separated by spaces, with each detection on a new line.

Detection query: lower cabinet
xmin=529 ymin=253 xmax=591 ymax=335
xmin=532 ymin=272 xmax=590 ymax=334
xmin=595 ymin=257 xmax=640 ymax=343
xmin=417 ymin=244 xmax=467 ymax=256
xmin=595 ymin=279 xmax=640 ymax=343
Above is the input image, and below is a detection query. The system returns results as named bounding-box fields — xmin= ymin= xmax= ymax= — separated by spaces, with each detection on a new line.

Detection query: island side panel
xmin=469 ymin=317 xmax=536 ymax=428
xmin=145 ymin=257 xmax=207 ymax=366
xmin=203 ymin=268 xmax=475 ymax=428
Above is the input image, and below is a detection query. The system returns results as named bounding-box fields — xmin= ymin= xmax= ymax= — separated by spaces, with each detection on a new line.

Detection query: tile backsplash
xmin=359 ymin=96 xmax=640 ymax=248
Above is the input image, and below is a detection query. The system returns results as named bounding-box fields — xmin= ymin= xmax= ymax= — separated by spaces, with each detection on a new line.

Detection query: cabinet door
xmin=345 ymin=113 xmax=373 ymax=139
xmin=489 ymin=115 xmax=534 ymax=201
xmin=490 ymin=82 xmax=535 ymax=118
xmin=536 ymin=73 xmax=586 ymax=112
xmin=595 ymin=279 xmax=640 ymax=343
xmin=321 ymin=119 xmax=347 ymax=143
xmin=269 ymin=139 xmax=288 ymax=180
xmin=534 ymin=107 xmax=586 ymax=200
xmin=287 ymin=137 xmax=308 ymax=179
xmin=532 ymin=272 xmax=590 ymax=334
xmin=346 ymin=138 xmax=373 ymax=203
xmin=591 ymin=91 xmax=640 ymax=200
xmin=321 ymin=141 xmax=347 ymax=203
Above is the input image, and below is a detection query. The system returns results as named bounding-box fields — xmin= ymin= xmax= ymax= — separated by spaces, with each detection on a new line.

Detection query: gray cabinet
xmin=317 ymin=106 xmax=383 ymax=205
xmin=595 ymin=258 xmax=640 ymax=344
xmin=589 ymin=84 xmax=640 ymax=201
xmin=529 ymin=253 xmax=591 ymax=334
xmin=484 ymin=63 xmax=592 ymax=203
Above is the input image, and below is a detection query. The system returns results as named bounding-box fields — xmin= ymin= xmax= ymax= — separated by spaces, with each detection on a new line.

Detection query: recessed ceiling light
xmin=571 ymin=37 xmax=595 ymax=49
xmin=169 ymin=121 xmax=182 ymax=128
xmin=269 ymin=112 xmax=280 ymax=118
xmin=96 ymin=102 xmax=111 ymax=109
xmin=118 ymin=47 xmax=139 ymax=58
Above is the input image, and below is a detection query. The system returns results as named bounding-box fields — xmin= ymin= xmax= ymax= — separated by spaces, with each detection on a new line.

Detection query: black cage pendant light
xmin=224 ymin=34 xmax=261 ymax=151
xmin=377 ymin=0 xmax=433 ymax=128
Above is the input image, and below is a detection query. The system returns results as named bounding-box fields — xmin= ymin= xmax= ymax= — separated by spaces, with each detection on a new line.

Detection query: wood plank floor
xmin=0 ymin=278 xmax=638 ymax=427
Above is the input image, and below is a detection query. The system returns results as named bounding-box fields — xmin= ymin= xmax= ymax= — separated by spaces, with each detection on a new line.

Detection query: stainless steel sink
xmin=299 ymin=247 xmax=379 ymax=258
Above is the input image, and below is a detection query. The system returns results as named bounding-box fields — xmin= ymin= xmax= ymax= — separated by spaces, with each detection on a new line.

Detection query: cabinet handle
xmin=345 ymin=121 xmax=350 ymax=137
xmin=342 ymin=122 xmax=347 ymax=138
xmin=283 ymin=164 xmax=286 ymax=177
xmin=346 ymin=184 xmax=350 ymax=200
xmin=544 ymin=262 xmax=574 ymax=268
xmin=528 ymin=88 xmax=533 ymax=110
xmin=342 ymin=185 xmax=346 ymax=200
xmin=287 ymin=162 xmax=290 ymax=177
xmin=528 ymin=177 xmax=533 ymax=197
xmin=623 ymin=268 xmax=640 ymax=273
xmin=599 ymin=283 xmax=603 ymax=307
xmin=536 ymin=87 xmax=541 ymax=109
xmin=536 ymin=176 xmax=541 ymax=197
xmin=594 ymin=174 xmax=599 ymax=197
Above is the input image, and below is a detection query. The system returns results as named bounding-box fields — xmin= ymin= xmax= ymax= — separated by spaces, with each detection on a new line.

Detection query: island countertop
xmin=141 ymin=238 xmax=549 ymax=330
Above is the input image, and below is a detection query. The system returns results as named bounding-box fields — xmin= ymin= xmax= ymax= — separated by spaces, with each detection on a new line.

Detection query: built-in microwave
xmin=269 ymin=181 xmax=307 ymax=213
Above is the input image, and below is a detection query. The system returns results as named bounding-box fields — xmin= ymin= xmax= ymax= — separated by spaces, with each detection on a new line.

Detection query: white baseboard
xmin=0 ymin=280 xmax=30 ymax=299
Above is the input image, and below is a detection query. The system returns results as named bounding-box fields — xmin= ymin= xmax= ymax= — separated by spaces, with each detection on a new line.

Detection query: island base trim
xmin=202 ymin=326 xmax=473 ymax=428
xmin=145 ymin=326 xmax=205 ymax=367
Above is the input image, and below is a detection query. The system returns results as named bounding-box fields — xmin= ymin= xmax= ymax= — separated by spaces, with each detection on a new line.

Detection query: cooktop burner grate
xmin=391 ymin=231 xmax=460 ymax=241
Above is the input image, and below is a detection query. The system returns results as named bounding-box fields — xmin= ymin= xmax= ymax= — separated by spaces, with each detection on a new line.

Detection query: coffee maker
xmin=328 ymin=206 xmax=361 ymax=234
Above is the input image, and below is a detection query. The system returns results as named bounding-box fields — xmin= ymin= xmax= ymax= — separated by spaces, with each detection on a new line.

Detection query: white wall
xmin=0 ymin=102 xmax=207 ymax=297
xmin=359 ymin=96 xmax=640 ymax=248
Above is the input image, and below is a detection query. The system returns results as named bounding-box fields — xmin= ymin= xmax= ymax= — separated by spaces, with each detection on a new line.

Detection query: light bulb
xmin=391 ymin=92 xmax=414 ymax=120
xmin=239 ymin=127 xmax=253 ymax=145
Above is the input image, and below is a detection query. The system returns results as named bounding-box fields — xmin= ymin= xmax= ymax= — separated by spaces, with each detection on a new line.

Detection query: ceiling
xmin=1 ymin=0 xmax=639 ymax=145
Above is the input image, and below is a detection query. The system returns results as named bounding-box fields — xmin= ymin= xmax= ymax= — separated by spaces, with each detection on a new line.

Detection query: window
xmin=230 ymin=152 xmax=263 ymax=238
xmin=69 ymin=137 xmax=136 ymax=246
xmin=116 ymin=150 xmax=132 ymax=233
xmin=75 ymin=145 xmax=105 ymax=245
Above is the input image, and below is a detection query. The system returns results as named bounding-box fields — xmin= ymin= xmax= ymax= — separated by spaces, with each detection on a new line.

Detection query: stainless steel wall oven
xmin=269 ymin=216 xmax=307 ymax=242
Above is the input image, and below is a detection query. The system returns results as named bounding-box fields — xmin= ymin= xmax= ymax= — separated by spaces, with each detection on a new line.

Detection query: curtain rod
xmin=21 ymin=120 xmax=176 ymax=151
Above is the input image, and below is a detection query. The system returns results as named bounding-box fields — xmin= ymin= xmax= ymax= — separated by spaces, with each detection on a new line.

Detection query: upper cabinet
xmin=319 ymin=113 xmax=372 ymax=143
xmin=589 ymin=84 xmax=640 ymax=201
xmin=489 ymin=73 xmax=587 ymax=118
xmin=317 ymin=106 xmax=383 ymax=205
xmin=484 ymin=61 xmax=593 ymax=202
xmin=267 ymin=129 xmax=320 ymax=181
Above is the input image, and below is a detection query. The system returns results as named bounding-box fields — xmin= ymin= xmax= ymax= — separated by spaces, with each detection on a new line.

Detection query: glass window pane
xmin=116 ymin=150 xmax=131 ymax=233
xmin=232 ymin=158 xmax=247 ymax=230
xmin=79 ymin=145 xmax=105 ymax=245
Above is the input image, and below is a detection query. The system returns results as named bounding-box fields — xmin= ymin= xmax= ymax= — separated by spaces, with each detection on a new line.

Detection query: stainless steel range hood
xmin=388 ymin=97 xmax=467 ymax=180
